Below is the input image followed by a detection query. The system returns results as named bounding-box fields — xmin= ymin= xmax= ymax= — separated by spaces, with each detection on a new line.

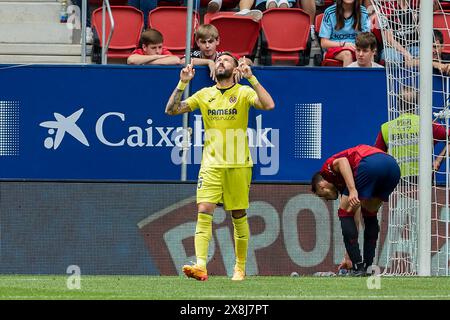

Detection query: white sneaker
xmin=207 ymin=0 xmax=222 ymax=13
xmin=265 ymin=0 xmax=277 ymax=9
xmin=234 ymin=9 xmax=263 ymax=22
xmin=277 ymin=0 xmax=290 ymax=8
xmin=310 ymin=24 xmax=316 ymax=41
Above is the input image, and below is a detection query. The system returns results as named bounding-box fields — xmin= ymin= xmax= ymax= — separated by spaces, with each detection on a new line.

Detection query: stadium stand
xmin=259 ymin=8 xmax=311 ymax=66
xmin=148 ymin=6 xmax=200 ymax=57
xmin=313 ymin=12 xmax=343 ymax=67
xmin=91 ymin=5 xmax=144 ymax=63
xmin=207 ymin=13 xmax=260 ymax=58
xmin=0 ymin=0 xmax=91 ymax=64
xmin=434 ymin=11 xmax=450 ymax=55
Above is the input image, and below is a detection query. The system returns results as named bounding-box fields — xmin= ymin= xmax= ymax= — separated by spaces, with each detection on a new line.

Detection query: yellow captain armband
xmin=177 ymin=80 xmax=188 ymax=91
xmin=248 ymin=75 xmax=259 ymax=87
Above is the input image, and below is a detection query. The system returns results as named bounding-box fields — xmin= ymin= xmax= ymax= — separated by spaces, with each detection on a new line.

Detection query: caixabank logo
xmin=0 ymin=100 xmax=20 ymax=156
xmin=40 ymin=108 xmax=89 ymax=150
xmin=38 ymin=107 xmax=282 ymax=175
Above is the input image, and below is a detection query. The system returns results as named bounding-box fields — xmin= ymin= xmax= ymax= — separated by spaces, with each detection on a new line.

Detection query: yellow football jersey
xmin=186 ymin=83 xmax=257 ymax=168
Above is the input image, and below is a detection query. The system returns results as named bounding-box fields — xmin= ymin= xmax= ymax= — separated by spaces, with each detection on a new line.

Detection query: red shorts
xmin=324 ymin=47 xmax=356 ymax=60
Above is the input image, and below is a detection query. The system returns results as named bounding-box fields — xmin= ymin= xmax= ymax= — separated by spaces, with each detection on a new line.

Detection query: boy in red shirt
xmin=127 ymin=29 xmax=181 ymax=65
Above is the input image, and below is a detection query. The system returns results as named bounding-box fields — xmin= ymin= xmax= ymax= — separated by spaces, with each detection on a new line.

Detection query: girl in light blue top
xmin=319 ymin=0 xmax=371 ymax=66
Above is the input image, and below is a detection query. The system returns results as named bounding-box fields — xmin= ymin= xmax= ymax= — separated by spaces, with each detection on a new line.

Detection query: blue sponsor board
xmin=4 ymin=64 xmax=445 ymax=182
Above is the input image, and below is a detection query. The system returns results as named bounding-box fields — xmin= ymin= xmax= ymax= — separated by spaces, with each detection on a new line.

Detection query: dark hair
xmin=356 ymin=32 xmax=377 ymax=50
xmin=311 ymin=171 xmax=324 ymax=193
xmin=219 ymin=51 xmax=239 ymax=67
xmin=434 ymin=29 xmax=444 ymax=45
xmin=335 ymin=0 xmax=362 ymax=31
xmin=140 ymin=29 xmax=163 ymax=46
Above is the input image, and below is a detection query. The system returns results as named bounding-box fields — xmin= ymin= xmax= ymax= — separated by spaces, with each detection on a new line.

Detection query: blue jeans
xmin=128 ymin=0 xmax=202 ymax=28
xmin=381 ymin=46 xmax=420 ymax=63
xmin=128 ymin=0 xmax=158 ymax=27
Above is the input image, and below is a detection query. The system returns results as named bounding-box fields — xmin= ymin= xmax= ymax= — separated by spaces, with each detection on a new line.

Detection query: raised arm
xmin=128 ymin=54 xmax=181 ymax=65
xmin=332 ymin=157 xmax=360 ymax=208
xmin=238 ymin=57 xmax=275 ymax=110
xmin=181 ymin=57 xmax=216 ymax=80
xmin=165 ymin=63 xmax=195 ymax=116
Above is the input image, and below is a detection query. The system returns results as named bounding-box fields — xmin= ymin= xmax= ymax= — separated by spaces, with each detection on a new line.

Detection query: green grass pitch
xmin=1 ymin=275 xmax=450 ymax=300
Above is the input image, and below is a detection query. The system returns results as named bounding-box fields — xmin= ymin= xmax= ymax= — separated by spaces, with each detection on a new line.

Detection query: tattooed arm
xmin=165 ymin=63 xmax=196 ymax=116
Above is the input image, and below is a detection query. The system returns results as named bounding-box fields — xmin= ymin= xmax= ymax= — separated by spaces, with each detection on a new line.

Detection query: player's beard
xmin=215 ymin=67 xmax=234 ymax=81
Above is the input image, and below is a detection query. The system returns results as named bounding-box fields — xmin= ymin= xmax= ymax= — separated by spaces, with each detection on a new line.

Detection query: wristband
xmin=177 ymin=80 xmax=188 ymax=91
xmin=248 ymin=75 xmax=259 ymax=87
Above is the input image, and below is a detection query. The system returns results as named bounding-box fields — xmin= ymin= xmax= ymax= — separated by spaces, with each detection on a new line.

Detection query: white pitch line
xmin=2 ymin=294 xmax=450 ymax=300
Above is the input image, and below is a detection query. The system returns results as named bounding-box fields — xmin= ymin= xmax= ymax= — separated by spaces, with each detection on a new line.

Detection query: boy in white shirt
xmin=346 ymin=32 xmax=383 ymax=68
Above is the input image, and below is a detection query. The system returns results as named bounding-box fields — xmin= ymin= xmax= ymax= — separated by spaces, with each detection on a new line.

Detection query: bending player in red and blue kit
xmin=311 ymin=144 xmax=401 ymax=276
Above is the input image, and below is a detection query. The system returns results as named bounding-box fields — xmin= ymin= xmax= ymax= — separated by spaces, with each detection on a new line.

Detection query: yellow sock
xmin=194 ymin=213 xmax=213 ymax=269
xmin=232 ymin=214 xmax=249 ymax=272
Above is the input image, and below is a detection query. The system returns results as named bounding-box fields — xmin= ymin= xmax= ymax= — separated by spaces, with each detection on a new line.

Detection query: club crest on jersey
xmin=229 ymin=96 xmax=237 ymax=104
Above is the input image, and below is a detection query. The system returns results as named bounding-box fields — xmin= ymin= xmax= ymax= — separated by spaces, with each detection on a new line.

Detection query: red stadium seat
xmin=207 ymin=14 xmax=260 ymax=57
xmin=92 ymin=6 xmax=144 ymax=59
xmin=148 ymin=6 xmax=200 ymax=57
xmin=434 ymin=11 xmax=450 ymax=55
xmin=260 ymin=8 xmax=311 ymax=65
xmin=204 ymin=11 xmax=236 ymax=24
xmin=314 ymin=12 xmax=343 ymax=67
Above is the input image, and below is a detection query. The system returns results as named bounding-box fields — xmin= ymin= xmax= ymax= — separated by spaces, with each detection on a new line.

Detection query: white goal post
xmin=370 ymin=0 xmax=450 ymax=276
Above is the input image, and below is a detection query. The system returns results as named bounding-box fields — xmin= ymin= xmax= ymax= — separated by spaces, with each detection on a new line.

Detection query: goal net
xmin=370 ymin=0 xmax=450 ymax=275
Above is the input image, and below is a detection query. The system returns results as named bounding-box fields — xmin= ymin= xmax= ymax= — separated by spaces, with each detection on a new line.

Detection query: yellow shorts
xmin=196 ymin=166 xmax=252 ymax=211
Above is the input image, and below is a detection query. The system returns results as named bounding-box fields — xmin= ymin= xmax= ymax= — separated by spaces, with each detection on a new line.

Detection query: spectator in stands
xmin=255 ymin=0 xmax=296 ymax=10
xmin=346 ymin=32 xmax=383 ymax=68
xmin=128 ymin=0 xmax=156 ymax=28
xmin=378 ymin=0 xmax=419 ymax=65
xmin=128 ymin=0 xmax=199 ymax=28
xmin=253 ymin=0 xmax=317 ymax=42
xmin=431 ymin=29 xmax=450 ymax=74
xmin=206 ymin=0 xmax=264 ymax=21
xmin=319 ymin=0 xmax=371 ymax=67
xmin=361 ymin=0 xmax=374 ymax=15
xmin=72 ymin=0 xmax=94 ymax=44
xmin=127 ymin=29 xmax=181 ymax=65
xmin=181 ymin=24 xmax=252 ymax=80
xmin=301 ymin=0 xmax=317 ymax=41
xmin=404 ymin=30 xmax=450 ymax=75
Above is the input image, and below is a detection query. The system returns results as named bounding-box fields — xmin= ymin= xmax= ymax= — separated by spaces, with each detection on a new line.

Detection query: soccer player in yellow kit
xmin=165 ymin=52 xmax=275 ymax=281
